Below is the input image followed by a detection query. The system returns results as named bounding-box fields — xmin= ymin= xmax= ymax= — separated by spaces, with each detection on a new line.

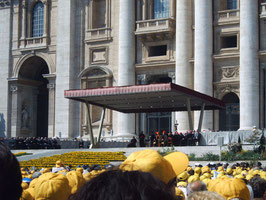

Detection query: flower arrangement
xmin=19 ymin=151 xmax=126 ymax=169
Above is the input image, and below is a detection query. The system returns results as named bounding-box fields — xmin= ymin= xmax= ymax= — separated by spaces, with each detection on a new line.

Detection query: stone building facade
xmin=0 ymin=0 xmax=266 ymax=139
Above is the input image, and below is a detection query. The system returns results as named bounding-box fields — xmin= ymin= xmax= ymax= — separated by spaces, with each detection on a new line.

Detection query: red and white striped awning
xmin=64 ymin=83 xmax=224 ymax=113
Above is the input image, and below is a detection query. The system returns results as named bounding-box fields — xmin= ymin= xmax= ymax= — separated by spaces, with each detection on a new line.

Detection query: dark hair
xmin=0 ymin=142 xmax=22 ymax=200
xmin=249 ymin=176 xmax=266 ymax=198
xmin=69 ymin=170 xmax=176 ymax=200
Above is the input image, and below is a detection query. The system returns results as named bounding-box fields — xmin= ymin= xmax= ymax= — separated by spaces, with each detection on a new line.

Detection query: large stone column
xmin=239 ymin=0 xmax=259 ymax=129
xmin=116 ymin=0 xmax=136 ymax=138
xmin=55 ymin=0 xmax=80 ymax=138
xmin=194 ymin=0 xmax=213 ymax=131
xmin=0 ymin=1 xmax=11 ymax=138
xmin=175 ymin=0 xmax=193 ymax=132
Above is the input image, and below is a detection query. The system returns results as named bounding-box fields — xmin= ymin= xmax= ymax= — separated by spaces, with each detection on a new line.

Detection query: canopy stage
xmin=64 ymin=83 xmax=225 ymax=148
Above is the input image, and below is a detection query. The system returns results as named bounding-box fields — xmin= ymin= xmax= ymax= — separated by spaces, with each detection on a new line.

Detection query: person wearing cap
xmin=208 ymin=177 xmax=250 ymax=200
xmin=69 ymin=170 xmax=177 ymax=200
xmin=119 ymin=149 xmax=189 ymax=189
xmin=0 ymin=142 xmax=22 ymax=200
xmin=52 ymin=160 xmax=65 ymax=173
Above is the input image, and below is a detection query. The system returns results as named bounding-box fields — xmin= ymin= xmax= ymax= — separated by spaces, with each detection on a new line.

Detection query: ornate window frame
xmin=19 ymin=0 xmax=49 ymax=49
xmin=85 ymin=0 xmax=112 ymax=43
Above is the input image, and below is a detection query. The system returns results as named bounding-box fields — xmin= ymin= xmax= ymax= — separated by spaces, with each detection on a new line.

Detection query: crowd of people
xmin=1 ymin=141 xmax=265 ymax=200
xmin=149 ymin=130 xmax=201 ymax=147
xmin=1 ymin=137 xmax=61 ymax=149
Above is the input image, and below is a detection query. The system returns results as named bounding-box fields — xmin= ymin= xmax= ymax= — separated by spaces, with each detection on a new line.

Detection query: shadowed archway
xmin=18 ymin=56 xmax=49 ymax=137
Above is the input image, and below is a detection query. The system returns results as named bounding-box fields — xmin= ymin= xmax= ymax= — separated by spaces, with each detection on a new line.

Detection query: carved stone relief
xmin=215 ymin=66 xmax=239 ymax=82
xmin=214 ymin=83 xmax=239 ymax=99
xmin=90 ymin=48 xmax=108 ymax=65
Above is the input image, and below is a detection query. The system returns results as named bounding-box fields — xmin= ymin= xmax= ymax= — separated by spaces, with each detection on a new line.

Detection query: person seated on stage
xmin=167 ymin=132 xmax=173 ymax=146
xmin=0 ymin=142 xmax=22 ymax=200
xmin=127 ymin=136 xmax=137 ymax=147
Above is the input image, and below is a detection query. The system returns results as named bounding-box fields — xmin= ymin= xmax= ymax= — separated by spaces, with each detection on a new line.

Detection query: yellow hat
xmin=201 ymin=166 xmax=211 ymax=174
xmin=202 ymin=178 xmax=211 ymax=186
xmin=29 ymin=178 xmax=38 ymax=188
xmin=217 ymin=171 xmax=225 ymax=179
xmin=204 ymin=173 xmax=212 ymax=179
xmin=41 ymin=168 xmax=51 ymax=174
xmin=175 ymin=187 xmax=185 ymax=200
xmin=21 ymin=182 xmax=29 ymax=190
xmin=188 ymin=175 xmax=200 ymax=183
xmin=34 ymin=172 xmax=71 ymax=200
xmin=56 ymin=160 xmax=63 ymax=168
xmin=20 ymin=188 xmax=34 ymax=200
xmin=194 ymin=167 xmax=201 ymax=174
xmin=120 ymin=149 xmax=189 ymax=184
xmin=76 ymin=167 xmax=83 ymax=174
xmin=226 ymin=168 xmax=233 ymax=175
xmin=253 ymin=170 xmax=260 ymax=176
xmin=235 ymin=174 xmax=244 ymax=179
xmin=66 ymin=171 xmax=85 ymax=194
xmin=217 ymin=166 xmax=224 ymax=172
xmin=245 ymin=174 xmax=253 ymax=181
xmin=236 ymin=168 xmax=242 ymax=174
xmin=177 ymin=171 xmax=189 ymax=181
xmin=200 ymin=174 xmax=207 ymax=181
xmin=186 ymin=166 xmax=193 ymax=172
xmin=177 ymin=181 xmax=187 ymax=187
xmin=208 ymin=177 xmax=250 ymax=200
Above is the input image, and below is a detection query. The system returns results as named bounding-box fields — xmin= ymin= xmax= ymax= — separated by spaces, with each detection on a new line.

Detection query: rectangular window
xmin=227 ymin=0 xmax=237 ymax=10
xmin=148 ymin=45 xmax=167 ymax=57
xmin=221 ymin=35 xmax=237 ymax=49
xmin=92 ymin=0 xmax=106 ymax=28
xmin=153 ymin=0 xmax=169 ymax=19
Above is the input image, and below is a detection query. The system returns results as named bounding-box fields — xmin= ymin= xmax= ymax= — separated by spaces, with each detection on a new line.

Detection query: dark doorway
xmin=19 ymin=56 xmax=49 ymax=137
xmin=219 ymin=92 xmax=239 ymax=131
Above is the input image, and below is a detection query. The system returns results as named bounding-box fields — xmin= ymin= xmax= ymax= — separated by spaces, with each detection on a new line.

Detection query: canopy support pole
xmin=95 ymin=108 xmax=106 ymax=147
xmin=186 ymin=98 xmax=193 ymax=130
xmin=85 ymin=102 xmax=95 ymax=149
xmin=197 ymin=102 xmax=205 ymax=132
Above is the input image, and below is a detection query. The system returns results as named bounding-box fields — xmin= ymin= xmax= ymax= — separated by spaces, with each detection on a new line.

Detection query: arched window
xmin=153 ymin=0 xmax=169 ymax=19
xmin=227 ymin=0 xmax=237 ymax=10
xmin=32 ymin=2 xmax=44 ymax=37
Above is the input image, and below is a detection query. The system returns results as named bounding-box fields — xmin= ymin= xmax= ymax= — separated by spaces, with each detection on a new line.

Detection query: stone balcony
xmin=19 ymin=36 xmax=49 ymax=50
xmin=135 ymin=18 xmax=175 ymax=41
xmin=85 ymin=27 xmax=112 ymax=43
xmin=261 ymin=3 xmax=266 ymax=18
xmin=216 ymin=9 xmax=240 ymax=25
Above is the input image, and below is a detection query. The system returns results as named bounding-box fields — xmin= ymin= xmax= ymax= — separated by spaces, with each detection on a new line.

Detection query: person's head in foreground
xmin=187 ymin=181 xmax=207 ymax=196
xmin=248 ymin=176 xmax=266 ymax=200
xmin=0 ymin=142 xmax=22 ymax=200
xmin=208 ymin=177 xmax=250 ymax=200
xmin=69 ymin=170 xmax=176 ymax=200
xmin=188 ymin=191 xmax=226 ymax=200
